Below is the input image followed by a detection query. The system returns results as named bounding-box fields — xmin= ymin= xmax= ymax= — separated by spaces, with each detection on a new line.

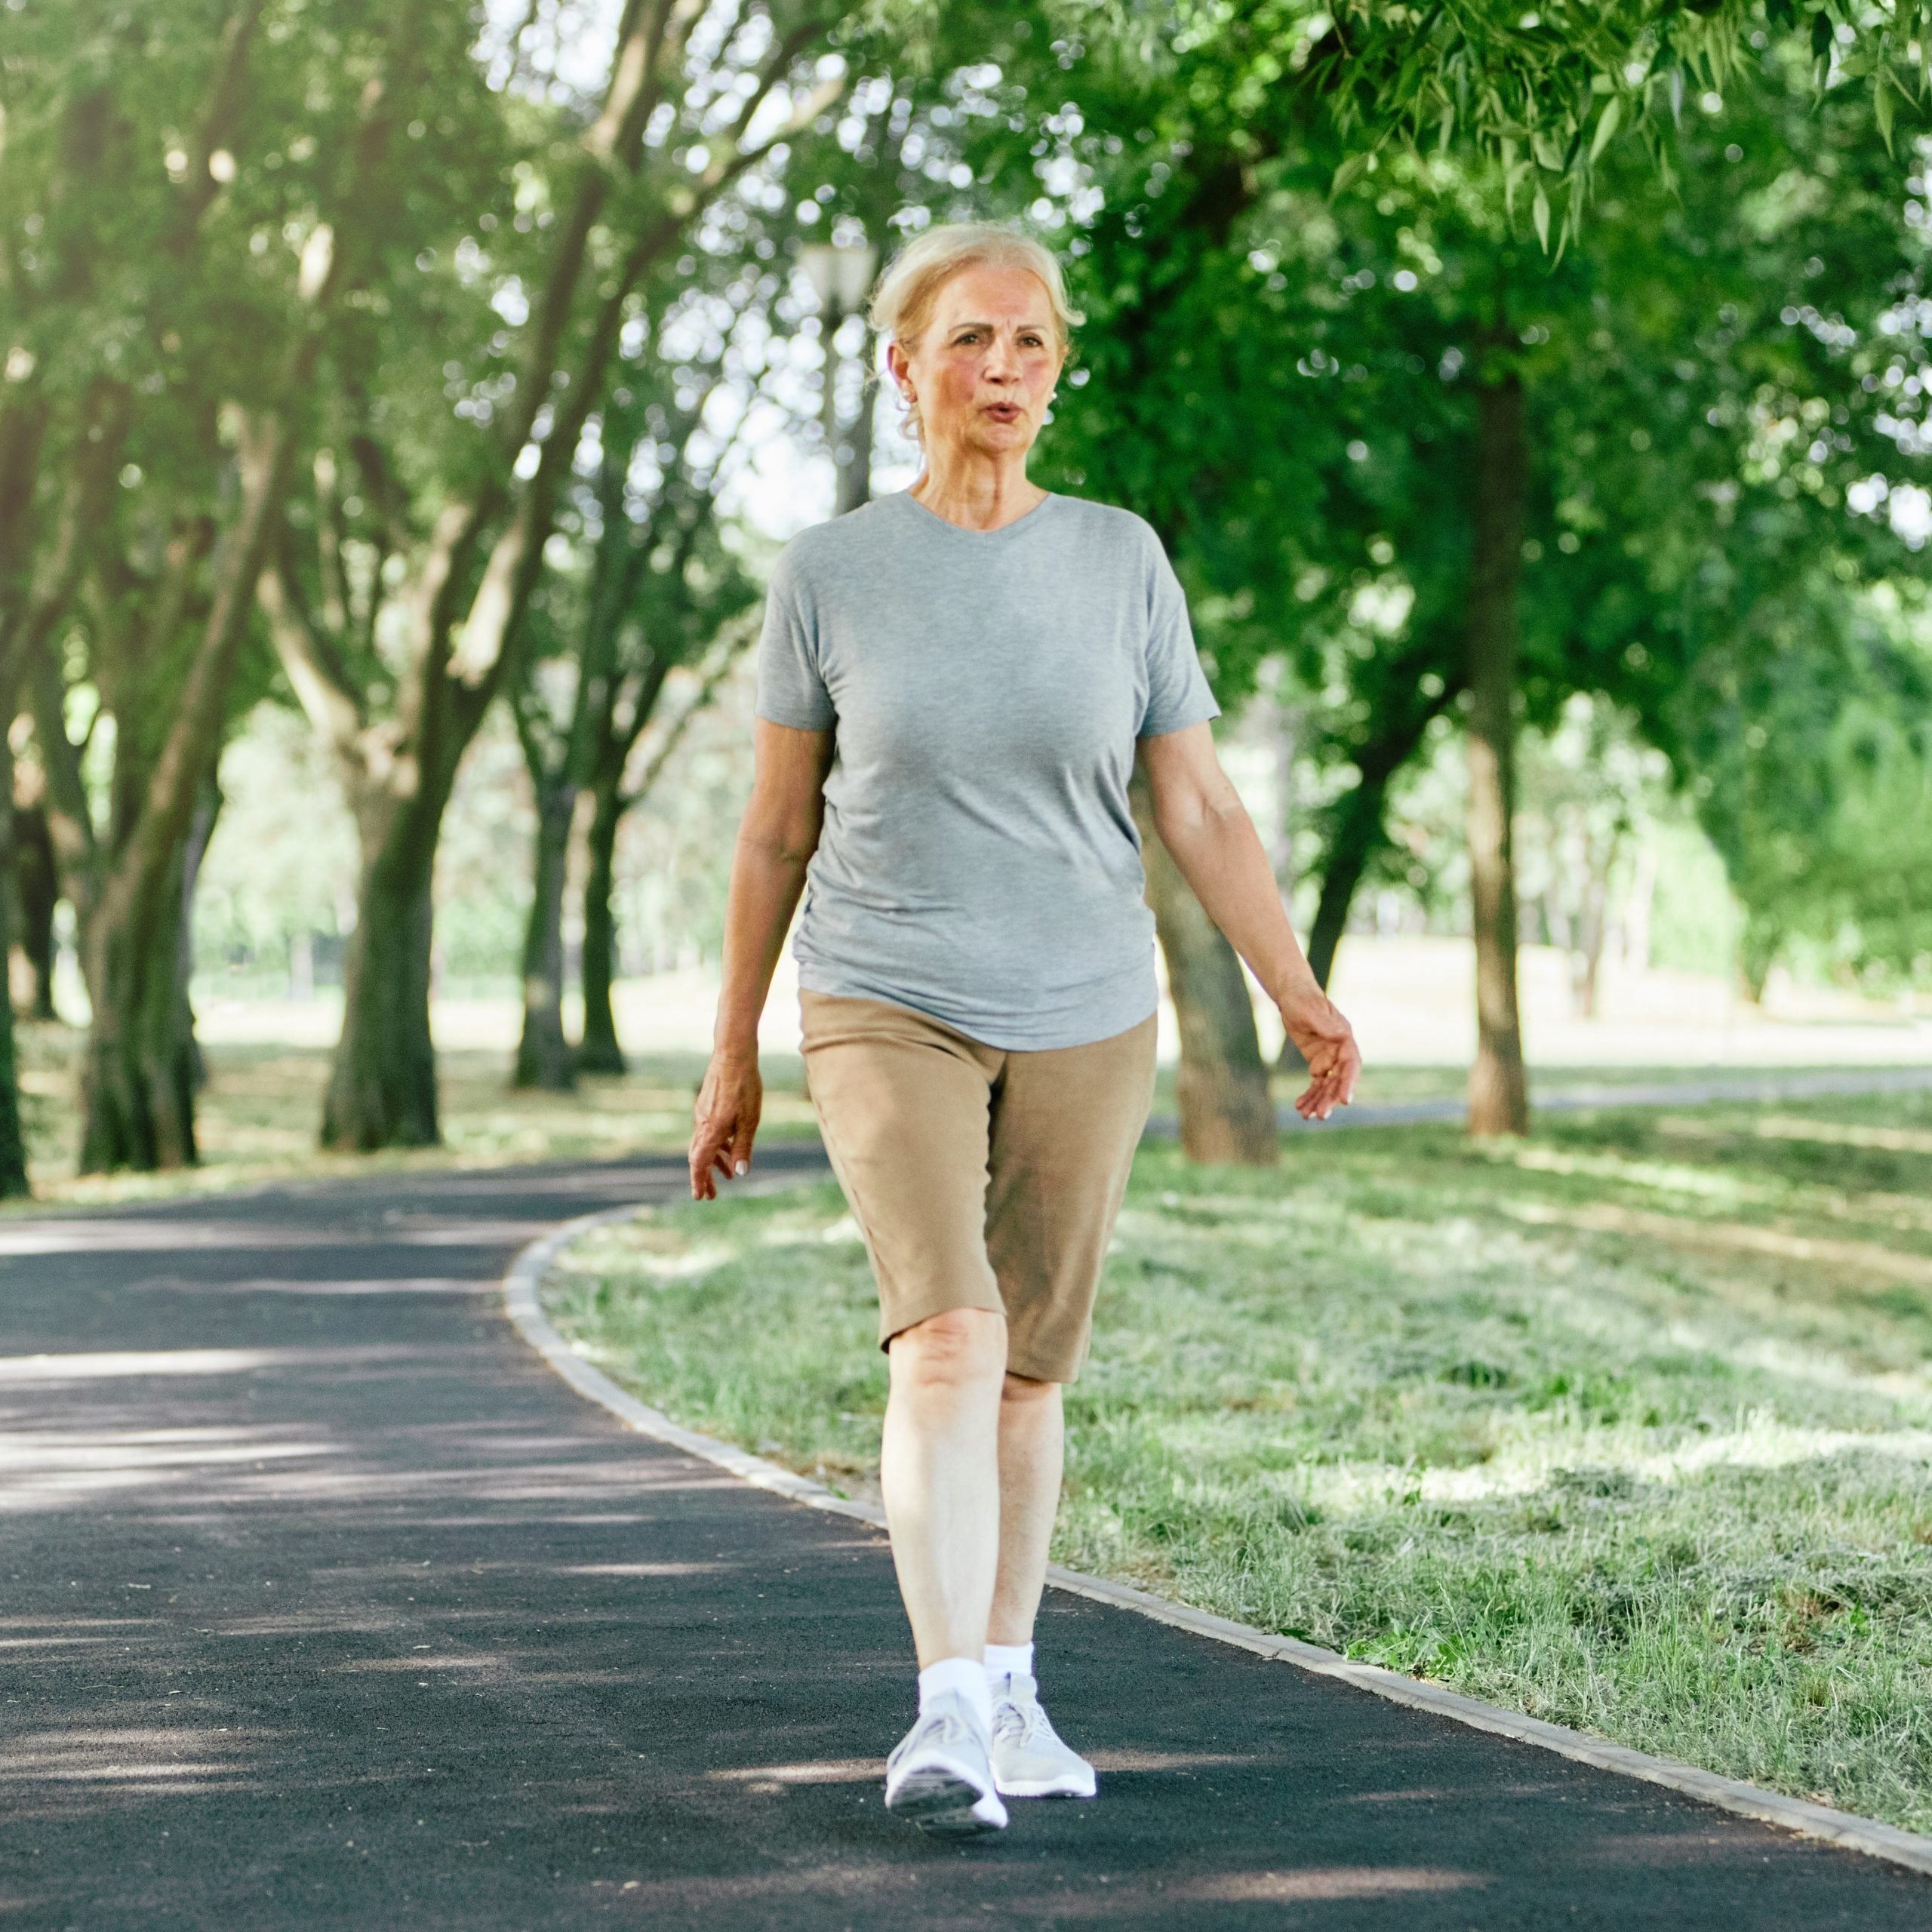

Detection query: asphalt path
xmin=4 ymin=1155 xmax=1930 ymax=1929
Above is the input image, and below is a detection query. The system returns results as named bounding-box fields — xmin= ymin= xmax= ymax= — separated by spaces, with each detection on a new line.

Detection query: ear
xmin=884 ymin=339 xmax=912 ymax=388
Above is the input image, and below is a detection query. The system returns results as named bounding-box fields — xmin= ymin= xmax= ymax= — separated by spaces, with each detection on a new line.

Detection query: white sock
xmin=984 ymin=1641 xmax=1035 ymax=1687
xmin=918 ymin=1656 xmax=993 ymax=1729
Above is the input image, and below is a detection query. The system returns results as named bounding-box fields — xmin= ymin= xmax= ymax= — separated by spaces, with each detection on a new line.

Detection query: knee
xmin=891 ymin=1307 xmax=1007 ymax=1396
xmin=1001 ymin=1370 xmax=1060 ymax=1411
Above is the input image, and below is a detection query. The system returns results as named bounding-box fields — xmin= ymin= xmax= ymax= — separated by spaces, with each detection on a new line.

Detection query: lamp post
xmin=800 ymin=238 xmax=878 ymax=518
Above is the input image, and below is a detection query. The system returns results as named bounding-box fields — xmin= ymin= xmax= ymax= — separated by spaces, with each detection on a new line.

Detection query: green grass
xmin=12 ymin=1023 xmax=820 ymax=1209
xmin=544 ymin=1086 xmax=1932 ymax=1835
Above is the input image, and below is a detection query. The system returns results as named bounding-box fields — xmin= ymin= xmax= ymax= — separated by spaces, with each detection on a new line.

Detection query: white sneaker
xmin=884 ymin=1690 xmax=1009 ymax=1835
xmin=989 ymin=1674 xmax=1098 ymax=1799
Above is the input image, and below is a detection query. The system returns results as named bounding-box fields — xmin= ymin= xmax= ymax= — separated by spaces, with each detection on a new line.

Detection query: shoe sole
xmin=995 ymin=1774 xmax=1098 ymax=1800
xmin=886 ymin=1765 xmax=1007 ymax=1835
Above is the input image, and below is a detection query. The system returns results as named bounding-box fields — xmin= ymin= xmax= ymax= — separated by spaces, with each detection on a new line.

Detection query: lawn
xmin=13 ymin=1007 xmax=1712 ymax=1208
xmin=11 ymin=1021 xmax=820 ymax=1208
xmin=543 ymin=1086 xmax=1932 ymax=1835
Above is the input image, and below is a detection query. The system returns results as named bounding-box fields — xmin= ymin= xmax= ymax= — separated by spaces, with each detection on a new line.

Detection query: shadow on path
xmin=1 ymin=1153 xmax=1927 ymax=1928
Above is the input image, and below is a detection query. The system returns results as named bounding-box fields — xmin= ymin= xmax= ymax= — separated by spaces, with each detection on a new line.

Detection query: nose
xmin=983 ymin=331 xmax=1019 ymax=382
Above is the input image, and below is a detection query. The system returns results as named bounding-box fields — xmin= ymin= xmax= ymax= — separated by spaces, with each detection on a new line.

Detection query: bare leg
xmin=989 ymin=1371 xmax=1062 ymax=1646
xmin=881 ymin=1307 xmax=1008 ymax=1667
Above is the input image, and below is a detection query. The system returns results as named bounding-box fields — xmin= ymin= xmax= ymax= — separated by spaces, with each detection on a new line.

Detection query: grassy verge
xmin=13 ymin=1026 xmax=820 ymax=1210
xmin=544 ymin=1086 xmax=1932 ymax=1834
xmin=13 ymin=1009 xmax=1755 ymax=1208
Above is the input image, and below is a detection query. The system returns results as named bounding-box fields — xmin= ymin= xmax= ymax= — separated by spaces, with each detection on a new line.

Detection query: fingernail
xmin=734 ymin=1161 xmax=748 ymax=1177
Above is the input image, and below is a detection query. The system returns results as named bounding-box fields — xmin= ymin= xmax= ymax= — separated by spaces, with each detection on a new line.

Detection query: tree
xmin=14 ymin=0 xmax=462 ymax=1171
xmin=1013 ymin=8 xmax=1930 ymax=1143
xmin=266 ymin=1 xmax=850 ymax=1150
xmin=508 ymin=309 xmax=761 ymax=1087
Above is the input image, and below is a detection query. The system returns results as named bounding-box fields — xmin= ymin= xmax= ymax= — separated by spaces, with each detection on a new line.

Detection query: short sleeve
xmin=1137 ymin=528 xmax=1222 ymax=737
xmin=753 ymin=549 xmax=835 ymax=731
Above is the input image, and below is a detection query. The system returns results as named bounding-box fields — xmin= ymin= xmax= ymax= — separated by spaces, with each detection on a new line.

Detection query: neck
xmin=909 ymin=444 xmax=1046 ymax=531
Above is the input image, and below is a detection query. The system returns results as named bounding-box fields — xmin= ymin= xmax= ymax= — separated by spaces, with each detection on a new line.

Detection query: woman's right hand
xmin=689 ymin=1047 xmax=763 ymax=1200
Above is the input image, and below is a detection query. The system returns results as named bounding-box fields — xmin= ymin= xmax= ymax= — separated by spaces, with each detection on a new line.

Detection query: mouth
xmin=981 ymin=402 xmax=1023 ymax=425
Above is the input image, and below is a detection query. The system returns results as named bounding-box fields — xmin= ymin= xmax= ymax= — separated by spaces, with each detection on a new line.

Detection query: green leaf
xmin=1532 ymin=184 xmax=1551 ymax=252
xmin=1331 ymin=151 xmax=1372 ymax=198
xmin=1589 ymin=94 xmax=1623 ymax=165
xmin=1874 ymin=75 xmax=1895 ymax=155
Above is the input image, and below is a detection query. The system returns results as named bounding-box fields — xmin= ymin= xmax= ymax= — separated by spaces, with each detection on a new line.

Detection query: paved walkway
xmin=3 ymin=1157 xmax=1929 ymax=1929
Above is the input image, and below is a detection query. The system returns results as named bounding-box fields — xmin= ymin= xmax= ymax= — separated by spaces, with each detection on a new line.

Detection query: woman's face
xmin=889 ymin=263 xmax=1063 ymax=465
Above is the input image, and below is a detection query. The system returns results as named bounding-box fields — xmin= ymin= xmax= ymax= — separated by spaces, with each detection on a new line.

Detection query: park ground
xmin=544 ymin=1089 xmax=1932 ymax=1839
xmin=540 ymin=1073 xmax=1932 ymax=1840
xmin=22 ymin=931 xmax=1930 ymax=1205
xmin=20 ymin=946 xmax=1932 ymax=1837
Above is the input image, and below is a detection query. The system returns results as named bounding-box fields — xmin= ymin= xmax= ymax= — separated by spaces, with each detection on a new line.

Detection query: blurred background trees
xmin=4 ymin=0 xmax=1929 ymax=1182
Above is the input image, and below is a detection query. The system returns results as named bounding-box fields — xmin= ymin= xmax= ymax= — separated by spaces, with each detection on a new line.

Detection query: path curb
xmin=505 ymin=1201 xmax=1932 ymax=1884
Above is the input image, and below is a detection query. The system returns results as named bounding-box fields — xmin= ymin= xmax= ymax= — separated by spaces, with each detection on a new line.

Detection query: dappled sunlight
xmin=1501 ymin=1141 xmax=1777 ymax=1205
xmin=0 ymin=1428 xmax=335 ymax=1511
xmin=558 ymin=1562 xmax=731 ymax=1577
xmin=0 ymin=1728 xmax=267 ymax=1800
xmin=337 ymin=1654 xmax=509 ymax=1674
xmin=124 ymin=1274 xmax=503 ymax=1297
xmin=1661 ymin=1114 xmax=1932 ymax=1157
xmin=706 ymin=1758 xmax=879 ymax=1786
xmin=0 ymin=1348 xmax=285 ymax=1381
xmin=1303 ymin=1420 xmax=1932 ymax=1512
xmin=0 ymin=1219 xmax=547 ymax=1255
xmin=0 ymin=1222 xmax=349 ymax=1256
xmin=1503 ymin=1198 xmax=1932 ymax=1287
xmin=1166 ymin=1868 xmax=1487 ymax=1903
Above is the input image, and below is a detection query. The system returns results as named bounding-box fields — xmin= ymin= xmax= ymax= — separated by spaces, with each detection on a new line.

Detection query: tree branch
xmin=257 ymin=538 xmax=368 ymax=752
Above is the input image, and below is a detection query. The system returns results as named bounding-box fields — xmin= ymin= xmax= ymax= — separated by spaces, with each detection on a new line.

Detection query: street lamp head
xmin=800 ymin=240 xmax=879 ymax=315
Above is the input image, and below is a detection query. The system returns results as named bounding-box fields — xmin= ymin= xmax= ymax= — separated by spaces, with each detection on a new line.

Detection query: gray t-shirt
xmin=754 ymin=488 xmax=1220 ymax=1050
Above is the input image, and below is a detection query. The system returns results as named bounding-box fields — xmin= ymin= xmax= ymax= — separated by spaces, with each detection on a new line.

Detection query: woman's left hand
xmin=1278 ymin=990 xmax=1361 ymax=1121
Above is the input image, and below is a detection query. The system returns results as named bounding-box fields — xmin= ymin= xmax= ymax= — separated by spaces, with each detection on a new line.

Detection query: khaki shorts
xmin=798 ymin=990 xmax=1157 ymax=1383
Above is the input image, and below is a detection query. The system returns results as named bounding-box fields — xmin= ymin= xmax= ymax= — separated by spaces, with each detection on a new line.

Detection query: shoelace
xmin=992 ymin=1694 xmax=1045 ymax=1746
xmin=892 ymin=1703 xmax=970 ymax=1767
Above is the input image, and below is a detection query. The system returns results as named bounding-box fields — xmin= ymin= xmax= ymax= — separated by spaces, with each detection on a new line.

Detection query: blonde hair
xmin=868 ymin=223 xmax=1082 ymax=444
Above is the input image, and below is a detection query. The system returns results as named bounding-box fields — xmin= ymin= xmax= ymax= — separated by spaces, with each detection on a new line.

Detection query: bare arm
xmin=1138 ymin=722 xmax=1361 ymax=1121
xmin=689 ymin=719 xmax=833 ymax=1197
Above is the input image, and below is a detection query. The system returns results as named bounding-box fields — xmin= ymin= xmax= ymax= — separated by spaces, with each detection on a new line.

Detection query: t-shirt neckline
xmin=893 ymin=487 xmax=1061 ymax=539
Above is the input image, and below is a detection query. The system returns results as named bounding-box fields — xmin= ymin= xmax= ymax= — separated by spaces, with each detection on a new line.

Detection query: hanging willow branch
xmin=1072 ymin=1 xmax=1931 ymax=253
xmin=1312 ymin=0 xmax=1930 ymax=250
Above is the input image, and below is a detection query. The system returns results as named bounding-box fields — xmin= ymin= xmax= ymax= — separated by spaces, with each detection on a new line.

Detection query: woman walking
xmin=689 ymin=223 xmax=1360 ymax=1837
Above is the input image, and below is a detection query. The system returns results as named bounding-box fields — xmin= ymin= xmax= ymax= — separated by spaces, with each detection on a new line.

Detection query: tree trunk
xmin=324 ymin=813 xmax=439 ymax=1149
xmin=1131 ymin=769 xmax=1276 ymax=1166
xmin=514 ymin=776 xmax=576 ymax=1091
xmin=78 ymin=412 xmax=294 ymax=1173
xmin=1738 ymin=912 xmax=1781 ymax=1007
xmin=79 ymin=826 xmax=200 ymax=1173
xmin=1278 ymin=666 xmax=1458 ymax=1070
xmin=78 ymin=773 xmax=215 ymax=1171
xmin=14 ymin=801 xmax=57 ymax=1020
xmin=836 ymin=328 xmax=875 ymax=517
xmin=1305 ymin=771 xmax=1392 ymax=997
xmin=0 ymin=743 xmax=32 ymax=1195
xmin=177 ymin=785 xmax=218 ymax=1090
xmin=576 ymin=774 xmax=626 ymax=1075
xmin=1465 ymin=342 xmax=1530 ymax=1137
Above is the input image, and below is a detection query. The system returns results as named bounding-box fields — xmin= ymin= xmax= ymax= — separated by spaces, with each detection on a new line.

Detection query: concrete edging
xmin=504 ymin=1201 xmax=1932 ymax=1884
